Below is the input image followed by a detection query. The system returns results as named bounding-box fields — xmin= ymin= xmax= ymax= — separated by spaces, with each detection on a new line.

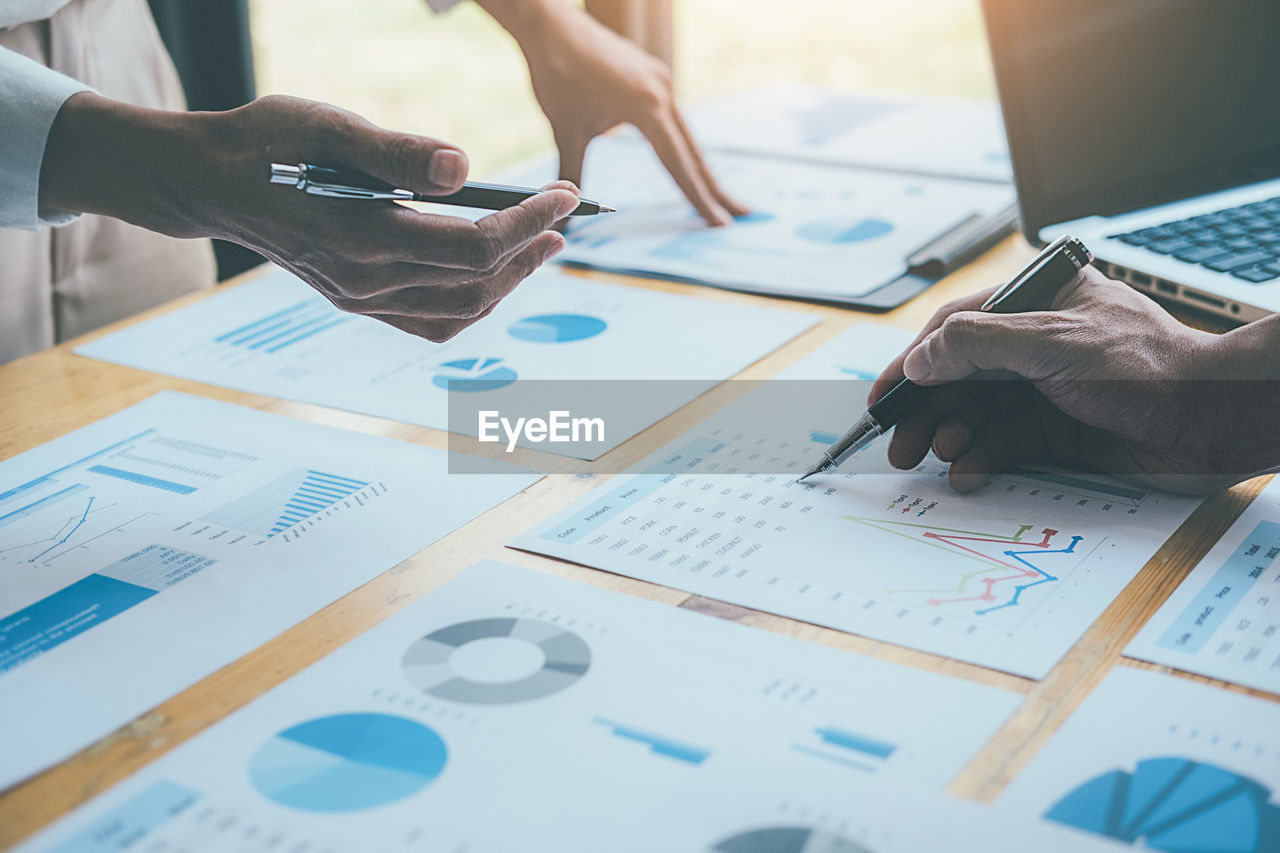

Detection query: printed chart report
xmin=514 ymin=325 xmax=1203 ymax=678
xmin=1128 ymin=477 xmax=1280 ymax=694
xmin=1001 ymin=668 xmax=1280 ymax=853
xmin=77 ymin=268 xmax=817 ymax=457
xmin=684 ymin=86 xmax=1013 ymax=183
xmin=14 ymin=561 xmax=1021 ymax=852
xmin=501 ymin=138 xmax=1012 ymax=303
xmin=0 ymin=392 xmax=538 ymax=790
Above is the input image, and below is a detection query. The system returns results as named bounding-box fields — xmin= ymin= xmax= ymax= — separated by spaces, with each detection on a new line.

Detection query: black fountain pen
xmin=269 ymin=163 xmax=615 ymax=216
xmin=798 ymin=235 xmax=1094 ymax=482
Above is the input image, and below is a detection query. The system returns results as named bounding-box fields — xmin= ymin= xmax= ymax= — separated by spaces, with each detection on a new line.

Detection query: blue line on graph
xmin=809 ymin=430 xmax=839 ymax=445
xmin=28 ymin=497 xmax=94 ymax=563
xmin=87 ymin=465 xmax=196 ymax=495
xmin=0 ymin=430 xmax=155 ymax=504
xmin=214 ymin=300 xmax=312 ymax=342
xmin=265 ymin=317 xmax=351 ymax=353
xmin=592 ymin=717 xmax=710 ymax=765
xmin=790 ymin=743 xmax=877 ymax=773
xmin=813 ymin=727 xmax=896 ymax=759
xmin=974 ymin=535 xmax=1082 ymax=616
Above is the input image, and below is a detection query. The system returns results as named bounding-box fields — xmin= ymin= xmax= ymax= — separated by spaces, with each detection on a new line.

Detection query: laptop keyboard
xmin=1110 ymin=195 xmax=1280 ymax=283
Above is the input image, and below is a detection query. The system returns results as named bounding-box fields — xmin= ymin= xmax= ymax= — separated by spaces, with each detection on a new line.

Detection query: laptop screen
xmin=982 ymin=0 xmax=1280 ymax=240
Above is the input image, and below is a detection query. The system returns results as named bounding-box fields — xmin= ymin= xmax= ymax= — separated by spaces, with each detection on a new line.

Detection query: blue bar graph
xmin=809 ymin=430 xmax=839 ymax=445
xmin=213 ymin=299 xmax=351 ymax=354
xmin=790 ymin=726 xmax=897 ymax=773
xmin=1009 ymin=469 xmax=1147 ymax=504
xmin=214 ymin=299 xmax=312 ymax=343
xmin=592 ymin=717 xmax=710 ymax=765
xmin=87 ymin=465 xmax=197 ymax=494
xmin=0 ymin=430 xmax=155 ymax=505
xmin=814 ymin=726 xmax=896 ymax=758
xmin=201 ymin=468 xmax=369 ymax=537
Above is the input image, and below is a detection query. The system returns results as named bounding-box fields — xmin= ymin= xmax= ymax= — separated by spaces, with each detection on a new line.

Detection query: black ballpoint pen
xmin=797 ymin=235 xmax=1094 ymax=482
xmin=269 ymin=163 xmax=616 ymax=216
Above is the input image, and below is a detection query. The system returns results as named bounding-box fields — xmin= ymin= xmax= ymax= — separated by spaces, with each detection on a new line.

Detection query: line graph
xmin=844 ymin=516 xmax=1084 ymax=616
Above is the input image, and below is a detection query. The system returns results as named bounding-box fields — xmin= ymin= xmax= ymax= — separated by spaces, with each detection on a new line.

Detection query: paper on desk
xmin=0 ymin=392 xmax=538 ymax=790
xmin=14 ymin=560 xmax=1025 ymax=852
xmin=77 ymin=268 xmax=818 ymax=459
xmin=1001 ymin=667 xmax=1280 ymax=850
xmin=683 ymin=85 xmax=1013 ymax=183
xmin=1127 ymin=477 xmax=1280 ymax=693
xmin=512 ymin=324 xmax=1204 ymax=678
xmin=498 ymin=137 xmax=1012 ymax=303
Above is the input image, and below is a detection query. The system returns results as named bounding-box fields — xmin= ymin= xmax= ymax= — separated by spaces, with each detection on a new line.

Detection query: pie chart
xmin=507 ymin=314 xmax=607 ymax=343
xmin=712 ymin=826 xmax=873 ymax=853
xmin=795 ymin=218 xmax=893 ymax=245
xmin=430 ymin=357 xmax=518 ymax=392
xmin=249 ymin=713 xmax=447 ymax=812
xmin=1045 ymin=757 xmax=1277 ymax=852
xmin=402 ymin=617 xmax=591 ymax=704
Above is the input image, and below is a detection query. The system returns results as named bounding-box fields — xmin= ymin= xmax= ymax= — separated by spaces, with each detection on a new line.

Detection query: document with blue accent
xmin=0 ymin=392 xmax=538 ymax=789
xmin=1127 ymin=477 xmax=1280 ymax=693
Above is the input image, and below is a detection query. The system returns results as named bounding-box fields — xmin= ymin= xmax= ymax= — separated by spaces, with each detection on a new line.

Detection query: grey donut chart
xmin=712 ymin=827 xmax=873 ymax=853
xmin=401 ymin=617 xmax=592 ymax=705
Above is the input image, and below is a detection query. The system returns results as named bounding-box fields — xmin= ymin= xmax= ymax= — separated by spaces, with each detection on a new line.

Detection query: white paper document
xmin=684 ymin=86 xmax=1013 ymax=183
xmin=501 ymin=138 xmax=1012 ymax=302
xmin=1001 ymin=667 xmax=1280 ymax=852
xmin=1127 ymin=477 xmax=1280 ymax=693
xmin=77 ymin=269 xmax=818 ymax=457
xmin=0 ymin=392 xmax=538 ymax=790
xmin=512 ymin=325 xmax=1203 ymax=678
xmin=14 ymin=560 xmax=1023 ymax=852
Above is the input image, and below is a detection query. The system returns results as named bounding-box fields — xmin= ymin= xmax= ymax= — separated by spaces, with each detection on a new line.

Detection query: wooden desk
xmin=0 ymin=236 xmax=1273 ymax=848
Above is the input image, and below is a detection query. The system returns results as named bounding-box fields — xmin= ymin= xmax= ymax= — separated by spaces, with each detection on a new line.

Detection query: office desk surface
xmin=0 ymin=236 xmax=1272 ymax=847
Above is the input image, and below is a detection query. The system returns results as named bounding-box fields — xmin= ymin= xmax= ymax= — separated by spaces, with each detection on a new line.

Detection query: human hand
xmin=480 ymin=0 xmax=747 ymax=226
xmin=41 ymin=93 xmax=581 ymax=341
xmin=870 ymin=266 xmax=1280 ymax=494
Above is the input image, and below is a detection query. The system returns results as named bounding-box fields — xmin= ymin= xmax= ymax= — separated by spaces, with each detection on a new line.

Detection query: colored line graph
xmin=28 ymin=497 xmax=93 ymax=563
xmin=844 ymin=516 xmax=1083 ymax=615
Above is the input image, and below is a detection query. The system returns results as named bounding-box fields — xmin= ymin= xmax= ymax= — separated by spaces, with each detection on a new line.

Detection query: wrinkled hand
xmin=43 ymin=93 xmax=581 ymax=342
xmin=870 ymin=266 xmax=1280 ymax=494
xmin=488 ymin=0 xmax=747 ymax=226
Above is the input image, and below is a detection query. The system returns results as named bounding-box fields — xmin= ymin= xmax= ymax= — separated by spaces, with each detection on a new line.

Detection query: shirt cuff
xmin=0 ymin=47 xmax=94 ymax=231
xmin=424 ymin=0 xmax=465 ymax=13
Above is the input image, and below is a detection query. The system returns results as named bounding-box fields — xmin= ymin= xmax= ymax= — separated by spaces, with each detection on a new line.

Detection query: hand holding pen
xmin=809 ymin=236 xmax=1258 ymax=495
xmin=229 ymin=97 xmax=593 ymax=343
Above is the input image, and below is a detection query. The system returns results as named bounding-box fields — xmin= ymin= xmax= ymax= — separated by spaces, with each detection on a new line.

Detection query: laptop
xmin=982 ymin=0 xmax=1280 ymax=322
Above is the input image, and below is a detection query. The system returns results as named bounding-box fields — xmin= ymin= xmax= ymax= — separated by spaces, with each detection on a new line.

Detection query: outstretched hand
xmin=42 ymin=93 xmax=581 ymax=341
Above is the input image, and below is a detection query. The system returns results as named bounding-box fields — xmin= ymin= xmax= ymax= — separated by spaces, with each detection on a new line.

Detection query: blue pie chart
xmin=431 ymin=357 xmax=518 ymax=391
xmin=796 ymin=218 xmax=894 ymax=244
xmin=507 ymin=314 xmax=607 ymax=343
xmin=1046 ymin=757 xmax=1276 ymax=852
xmin=249 ymin=713 xmax=447 ymax=812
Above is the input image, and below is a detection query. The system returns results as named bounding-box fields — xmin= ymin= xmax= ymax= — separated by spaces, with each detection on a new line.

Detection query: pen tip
xmin=599 ymin=205 xmax=616 ymax=213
